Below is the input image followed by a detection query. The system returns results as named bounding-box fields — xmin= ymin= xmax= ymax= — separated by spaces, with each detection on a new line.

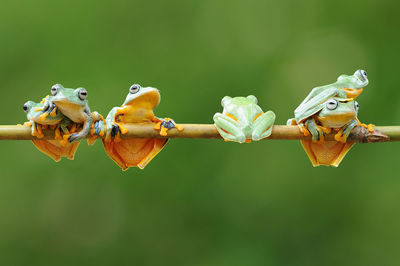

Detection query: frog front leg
xmin=104 ymin=107 xmax=122 ymax=142
xmin=252 ymin=111 xmax=275 ymax=141
xmin=68 ymin=109 xmax=93 ymax=143
xmin=213 ymin=113 xmax=246 ymax=143
xmin=153 ymin=117 xmax=184 ymax=136
xmin=335 ymin=119 xmax=358 ymax=143
xmin=305 ymin=117 xmax=330 ymax=143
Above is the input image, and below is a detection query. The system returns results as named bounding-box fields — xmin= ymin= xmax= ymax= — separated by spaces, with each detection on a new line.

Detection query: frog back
xmin=294 ymin=87 xmax=347 ymax=123
xmin=223 ymin=97 xmax=262 ymax=122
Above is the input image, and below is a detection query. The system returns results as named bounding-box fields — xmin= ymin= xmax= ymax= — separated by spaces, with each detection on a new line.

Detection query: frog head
xmin=23 ymin=100 xmax=63 ymax=124
xmin=123 ymin=84 xmax=160 ymax=107
xmin=317 ymin=98 xmax=359 ymax=128
xmin=50 ymin=84 xmax=88 ymax=109
xmin=336 ymin=69 xmax=368 ymax=89
xmin=23 ymin=101 xmax=38 ymax=121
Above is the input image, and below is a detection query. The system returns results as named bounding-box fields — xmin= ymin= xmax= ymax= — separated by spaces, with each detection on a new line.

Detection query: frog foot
xmin=24 ymin=121 xmax=32 ymax=127
xmin=39 ymin=112 xmax=50 ymax=122
xmin=334 ymin=129 xmax=347 ymax=143
xmin=154 ymin=118 xmax=183 ymax=136
xmin=105 ymin=123 xmax=123 ymax=142
xmin=358 ymin=122 xmax=375 ymax=133
xmin=298 ymin=123 xmax=310 ymax=137
xmin=40 ymin=95 xmax=50 ymax=104
xmin=54 ymin=127 xmax=62 ymax=140
xmin=36 ymin=125 xmax=45 ymax=139
xmin=60 ymin=135 xmax=70 ymax=147
xmin=90 ymin=112 xmax=106 ymax=137
xmin=50 ymin=106 xmax=58 ymax=117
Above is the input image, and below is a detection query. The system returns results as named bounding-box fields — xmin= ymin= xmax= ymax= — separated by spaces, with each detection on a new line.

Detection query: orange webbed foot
xmin=334 ymin=129 xmax=347 ymax=143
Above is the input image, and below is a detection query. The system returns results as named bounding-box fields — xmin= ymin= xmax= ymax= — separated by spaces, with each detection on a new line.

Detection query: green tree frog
xmin=213 ymin=95 xmax=276 ymax=143
xmin=300 ymin=98 xmax=360 ymax=167
xmin=103 ymin=84 xmax=183 ymax=170
xmin=43 ymin=84 xmax=94 ymax=143
xmin=23 ymin=100 xmax=80 ymax=161
xmin=287 ymin=69 xmax=373 ymax=134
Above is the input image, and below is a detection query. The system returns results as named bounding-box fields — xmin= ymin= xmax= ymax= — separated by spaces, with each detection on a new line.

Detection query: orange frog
xmin=103 ymin=84 xmax=183 ymax=170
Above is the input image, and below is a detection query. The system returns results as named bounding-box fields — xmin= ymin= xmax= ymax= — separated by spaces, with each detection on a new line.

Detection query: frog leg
xmin=153 ymin=117 xmax=184 ymax=136
xmin=335 ymin=119 xmax=358 ymax=143
xmin=356 ymin=118 xmax=375 ymax=133
xmin=305 ymin=117 xmax=326 ymax=143
xmin=213 ymin=113 xmax=246 ymax=143
xmin=68 ymin=108 xmax=93 ymax=143
xmin=24 ymin=121 xmax=32 ymax=127
xmin=36 ymin=124 xmax=44 ymax=139
xmin=88 ymin=112 xmax=106 ymax=145
xmin=252 ymin=111 xmax=275 ymax=141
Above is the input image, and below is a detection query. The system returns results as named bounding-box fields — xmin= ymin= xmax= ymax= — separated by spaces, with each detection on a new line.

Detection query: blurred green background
xmin=0 ymin=0 xmax=400 ymax=265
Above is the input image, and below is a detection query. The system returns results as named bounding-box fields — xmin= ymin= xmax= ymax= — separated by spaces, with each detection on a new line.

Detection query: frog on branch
xmin=299 ymin=97 xmax=360 ymax=167
xmin=42 ymin=84 xmax=104 ymax=144
xmin=103 ymin=84 xmax=184 ymax=170
xmin=213 ymin=95 xmax=276 ymax=143
xmin=287 ymin=69 xmax=374 ymax=134
xmin=23 ymin=100 xmax=80 ymax=162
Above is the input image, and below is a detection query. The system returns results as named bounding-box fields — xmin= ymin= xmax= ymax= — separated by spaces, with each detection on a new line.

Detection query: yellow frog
xmin=103 ymin=84 xmax=183 ymax=170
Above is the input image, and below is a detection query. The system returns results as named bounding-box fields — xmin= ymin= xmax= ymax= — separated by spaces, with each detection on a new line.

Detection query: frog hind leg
xmin=213 ymin=113 xmax=246 ymax=143
xmin=102 ymin=138 xmax=168 ymax=170
xmin=300 ymin=140 xmax=355 ymax=167
xmin=252 ymin=111 xmax=275 ymax=141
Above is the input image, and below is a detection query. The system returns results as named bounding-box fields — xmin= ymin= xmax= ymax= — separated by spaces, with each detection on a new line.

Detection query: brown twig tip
xmin=347 ymin=126 xmax=390 ymax=143
xmin=0 ymin=124 xmax=398 ymax=143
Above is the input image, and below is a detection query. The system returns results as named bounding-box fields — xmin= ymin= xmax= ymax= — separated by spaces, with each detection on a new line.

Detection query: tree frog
xmin=213 ymin=96 xmax=276 ymax=143
xmin=103 ymin=84 xmax=183 ymax=170
xmin=43 ymin=84 xmax=94 ymax=143
xmin=23 ymin=100 xmax=80 ymax=162
xmin=288 ymin=69 xmax=373 ymax=133
xmin=300 ymin=98 xmax=360 ymax=167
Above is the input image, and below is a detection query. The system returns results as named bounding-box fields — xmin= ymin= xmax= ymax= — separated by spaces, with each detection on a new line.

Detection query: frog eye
xmin=23 ymin=102 xmax=29 ymax=113
xmin=129 ymin=84 xmax=141 ymax=94
xmin=326 ymin=99 xmax=338 ymax=110
xmin=51 ymin=85 xmax=58 ymax=96
xmin=354 ymin=101 xmax=360 ymax=111
xmin=78 ymin=88 xmax=88 ymax=100
xmin=357 ymin=69 xmax=367 ymax=81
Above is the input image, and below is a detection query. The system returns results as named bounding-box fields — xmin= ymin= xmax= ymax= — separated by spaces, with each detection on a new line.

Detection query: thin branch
xmin=0 ymin=124 xmax=397 ymax=143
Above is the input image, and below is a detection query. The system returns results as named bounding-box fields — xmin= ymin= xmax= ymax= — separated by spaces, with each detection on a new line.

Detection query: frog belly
xmin=56 ymin=104 xmax=87 ymax=123
xmin=102 ymin=138 xmax=168 ymax=170
xmin=300 ymin=140 xmax=354 ymax=167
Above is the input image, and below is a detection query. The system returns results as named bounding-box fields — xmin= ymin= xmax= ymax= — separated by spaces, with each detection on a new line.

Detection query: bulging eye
xmin=326 ymin=99 xmax=338 ymax=110
xmin=357 ymin=69 xmax=367 ymax=81
xmin=129 ymin=84 xmax=141 ymax=94
xmin=23 ymin=103 xmax=29 ymax=113
xmin=51 ymin=85 xmax=58 ymax=96
xmin=354 ymin=101 xmax=360 ymax=111
xmin=78 ymin=88 xmax=88 ymax=100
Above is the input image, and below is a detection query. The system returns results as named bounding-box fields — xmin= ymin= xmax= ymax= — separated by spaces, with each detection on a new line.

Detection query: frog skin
xmin=23 ymin=100 xmax=80 ymax=162
xmin=287 ymin=69 xmax=373 ymax=134
xmin=300 ymin=98 xmax=360 ymax=167
xmin=103 ymin=84 xmax=184 ymax=170
xmin=43 ymin=84 xmax=94 ymax=143
xmin=213 ymin=96 xmax=275 ymax=143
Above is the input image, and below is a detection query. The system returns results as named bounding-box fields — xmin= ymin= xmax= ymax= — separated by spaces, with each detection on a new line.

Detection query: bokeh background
xmin=0 ymin=0 xmax=400 ymax=265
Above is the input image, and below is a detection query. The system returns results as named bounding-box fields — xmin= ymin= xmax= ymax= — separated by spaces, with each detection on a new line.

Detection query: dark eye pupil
xmin=23 ymin=105 xmax=28 ymax=111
